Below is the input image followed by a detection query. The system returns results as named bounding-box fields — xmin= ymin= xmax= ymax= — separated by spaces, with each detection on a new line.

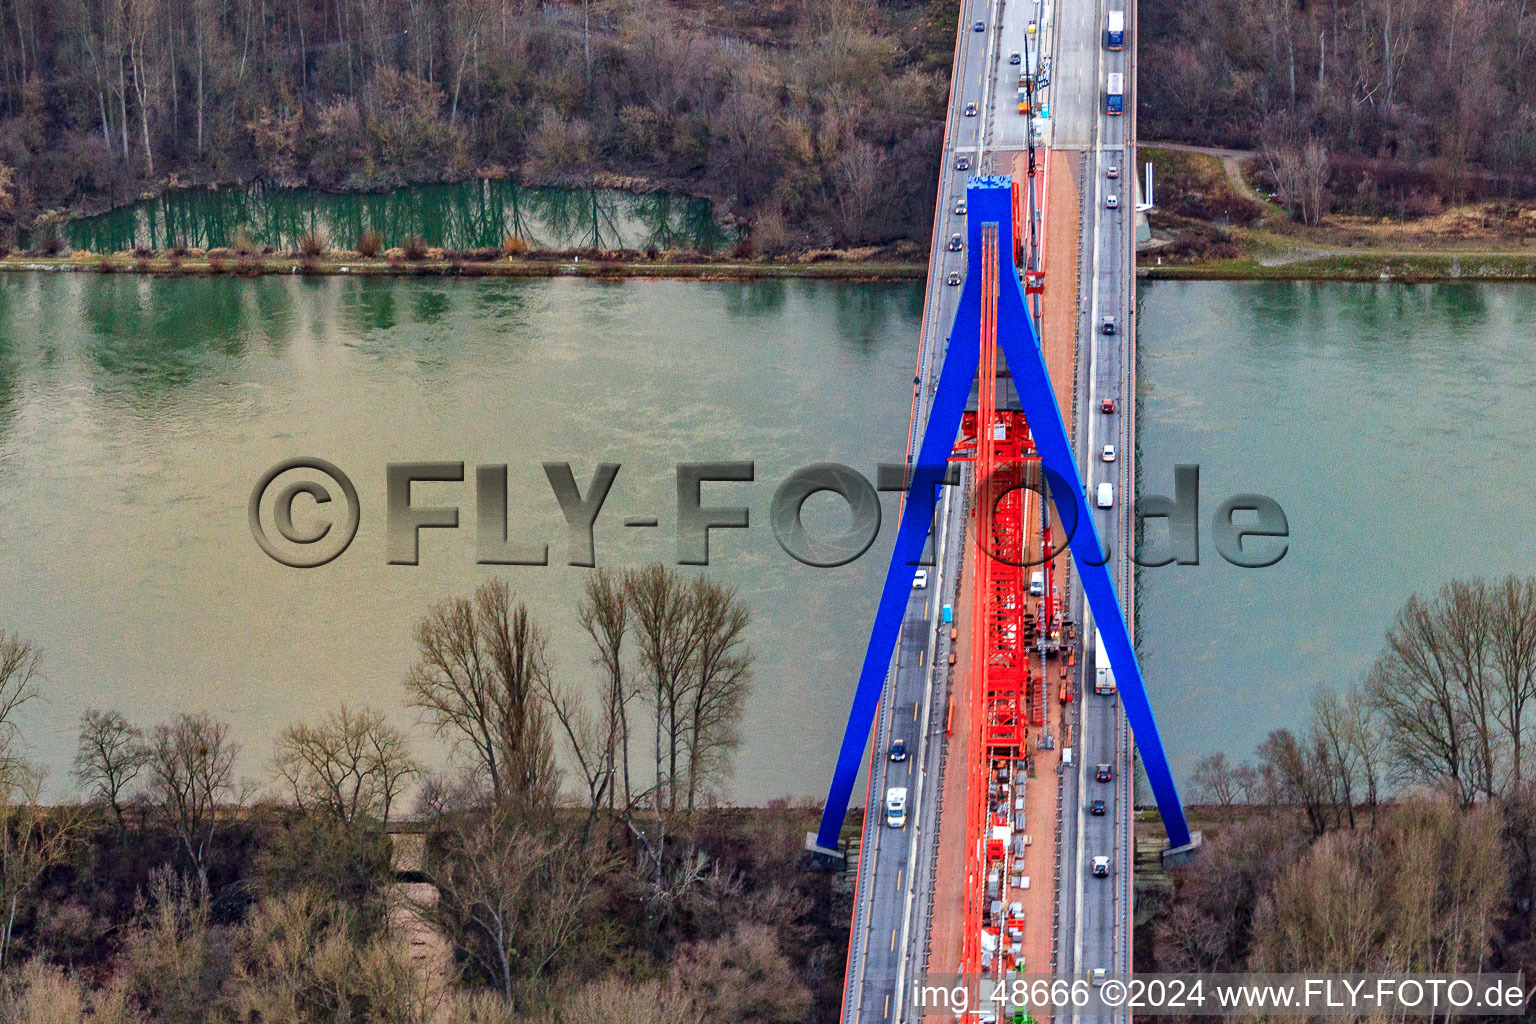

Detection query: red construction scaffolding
xmin=950 ymin=167 xmax=1062 ymax=989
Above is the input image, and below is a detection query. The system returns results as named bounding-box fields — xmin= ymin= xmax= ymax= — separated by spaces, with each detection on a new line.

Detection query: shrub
xmin=135 ymin=256 xmax=151 ymax=272
xmin=254 ymin=812 xmax=392 ymax=913
xmin=355 ymin=230 xmax=383 ymax=258
xmin=401 ymin=234 xmax=428 ymax=260
xmin=232 ymin=231 xmax=257 ymax=256
xmin=133 ymin=244 xmax=152 ymax=258
xmin=97 ymin=256 xmax=116 ymax=273
xmin=298 ymin=229 xmax=327 ymax=257
xmin=500 ymin=234 xmax=527 ymax=256
xmin=170 ymin=237 xmax=189 ymax=258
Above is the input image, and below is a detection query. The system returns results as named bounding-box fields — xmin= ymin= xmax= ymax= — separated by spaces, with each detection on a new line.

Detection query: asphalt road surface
xmin=1054 ymin=0 xmax=1137 ymax=1021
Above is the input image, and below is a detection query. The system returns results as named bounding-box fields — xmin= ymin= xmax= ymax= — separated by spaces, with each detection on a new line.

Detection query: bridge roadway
xmin=841 ymin=0 xmax=1140 ymax=1018
xmin=1052 ymin=0 xmax=1137 ymax=1018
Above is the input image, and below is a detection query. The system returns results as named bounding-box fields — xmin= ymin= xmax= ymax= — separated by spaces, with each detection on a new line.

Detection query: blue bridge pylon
xmin=816 ymin=175 xmax=1191 ymax=851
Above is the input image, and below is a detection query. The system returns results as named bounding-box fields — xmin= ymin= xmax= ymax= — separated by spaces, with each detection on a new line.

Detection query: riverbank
xmin=1138 ymin=144 xmax=1536 ymax=283
xmin=1139 ymin=251 xmax=1536 ymax=283
xmin=0 ymin=251 xmax=926 ymax=282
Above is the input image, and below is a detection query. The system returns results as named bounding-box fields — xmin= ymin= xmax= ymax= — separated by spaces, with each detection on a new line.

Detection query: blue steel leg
xmin=813 ymin=280 xmax=982 ymax=850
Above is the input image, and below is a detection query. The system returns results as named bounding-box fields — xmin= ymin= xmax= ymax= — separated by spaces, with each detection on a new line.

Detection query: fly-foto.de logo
xmin=248 ymin=459 xmax=1287 ymax=570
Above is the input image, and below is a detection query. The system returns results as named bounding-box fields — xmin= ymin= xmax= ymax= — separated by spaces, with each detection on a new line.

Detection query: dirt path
xmin=1144 ymin=140 xmax=1261 ymax=201
xmin=389 ymin=833 xmax=455 ymax=1023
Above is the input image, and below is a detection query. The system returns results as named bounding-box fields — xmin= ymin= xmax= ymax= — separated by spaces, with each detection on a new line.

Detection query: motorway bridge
xmin=818 ymin=0 xmax=1195 ymax=1020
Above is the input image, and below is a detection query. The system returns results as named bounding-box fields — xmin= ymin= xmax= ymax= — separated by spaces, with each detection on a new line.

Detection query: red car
xmin=1100 ymin=398 xmax=1115 ymax=414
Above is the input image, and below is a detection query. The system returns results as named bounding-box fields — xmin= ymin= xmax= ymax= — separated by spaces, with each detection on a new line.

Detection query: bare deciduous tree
xmin=72 ymin=708 xmax=149 ymax=831
xmin=1367 ymin=578 xmax=1536 ymax=802
xmin=1191 ymin=752 xmax=1243 ymax=810
xmin=626 ymin=565 xmax=703 ymax=816
xmin=578 ymin=568 xmax=631 ymax=813
xmin=427 ymin=809 xmax=611 ymax=1002
xmin=1256 ymin=728 xmax=1335 ymax=835
xmin=0 ymin=631 xmax=41 ymax=768
xmin=145 ymin=712 xmax=241 ymax=874
xmin=272 ymin=705 xmax=420 ymax=827
xmin=0 ymin=761 xmax=84 ymax=966
xmin=406 ymin=580 xmax=560 ymax=818
xmin=683 ymin=576 xmax=751 ymax=811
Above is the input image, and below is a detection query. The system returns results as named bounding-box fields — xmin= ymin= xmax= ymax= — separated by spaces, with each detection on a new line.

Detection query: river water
xmin=0 ymin=273 xmax=1532 ymax=803
xmin=1136 ymin=281 xmax=1536 ymax=776
xmin=0 ymin=273 xmax=918 ymax=803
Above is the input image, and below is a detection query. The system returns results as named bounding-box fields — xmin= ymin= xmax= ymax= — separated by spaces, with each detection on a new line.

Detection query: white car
xmin=886 ymin=787 xmax=909 ymax=828
xmin=1102 ymin=444 xmax=1116 ymax=462
xmin=1107 ymin=165 xmax=1120 ymax=179
xmin=913 ymin=569 xmax=929 ymax=589
xmin=1096 ymin=482 xmax=1114 ymax=509
xmin=954 ymin=200 xmax=967 ymax=216
xmin=1092 ymin=855 xmax=1110 ymax=877
xmin=1105 ymin=195 xmax=1119 ymax=209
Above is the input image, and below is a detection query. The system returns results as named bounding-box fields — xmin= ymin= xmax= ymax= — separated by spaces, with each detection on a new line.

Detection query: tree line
xmin=0 ymin=565 xmax=843 ymax=1021
xmin=1157 ymin=576 xmax=1536 ymax=989
xmin=0 ymin=0 xmax=949 ymax=251
xmin=1141 ymin=0 xmax=1536 ymax=216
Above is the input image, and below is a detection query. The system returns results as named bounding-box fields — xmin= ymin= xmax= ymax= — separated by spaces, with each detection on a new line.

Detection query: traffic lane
xmin=850 ymin=2 xmax=992 ymax=1016
xmin=852 ymin=586 xmax=933 ymax=1015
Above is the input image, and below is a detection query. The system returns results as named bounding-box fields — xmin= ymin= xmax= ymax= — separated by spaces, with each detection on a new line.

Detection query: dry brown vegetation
xmin=0 ymin=568 xmax=849 ymax=1022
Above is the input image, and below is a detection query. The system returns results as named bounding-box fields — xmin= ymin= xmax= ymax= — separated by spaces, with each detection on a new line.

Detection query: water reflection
xmin=60 ymin=180 xmax=735 ymax=254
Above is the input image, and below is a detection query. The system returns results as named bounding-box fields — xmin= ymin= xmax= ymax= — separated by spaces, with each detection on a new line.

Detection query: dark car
xmin=889 ymin=738 xmax=908 ymax=762
xmin=1095 ymin=763 xmax=1113 ymax=783
xmin=973 ymin=20 xmax=986 ymax=31
xmin=1101 ymin=315 xmax=1117 ymax=335
xmin=1009 ymin=51 xmax=1022 ymax=64
xmin=964 ymin=102 xmax=978 ymax=117
xmin=956 ymin=156 xmax=971 ymax=171
xmin=1100 ymin=398 xmax=1115 ymax=414
xmin=947 ymin=271 xmax=962 ymax=286
xmin=1090 ymin=799 xmax=1107 ymax=816
xmin=948 ymin=233 xmax=963 ymax=252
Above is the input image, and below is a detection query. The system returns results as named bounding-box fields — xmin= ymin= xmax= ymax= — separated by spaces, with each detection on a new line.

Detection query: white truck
xmin=1095 ymin=629 xmax=1117 ymax=695
xmin=885 ymin=787 xmax=909 ymax=828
